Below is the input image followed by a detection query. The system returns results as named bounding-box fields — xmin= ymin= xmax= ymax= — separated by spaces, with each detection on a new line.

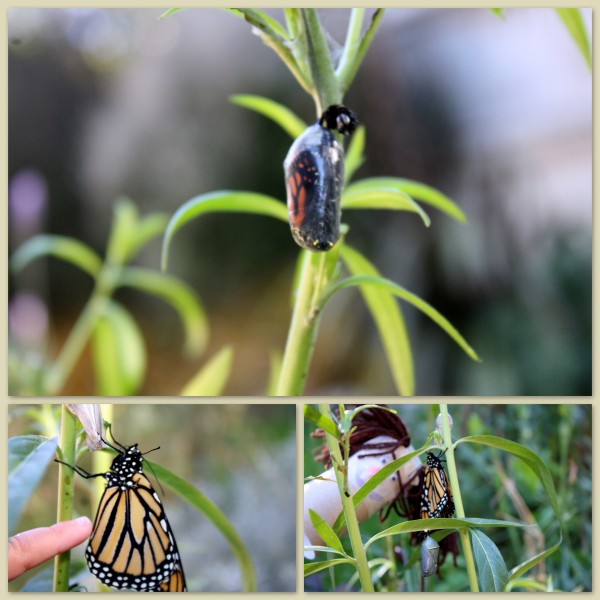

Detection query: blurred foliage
xmin=8 ymin=8 xmax=591 ymax=394
xmin=304 ymin=404 xmax=591 ymax=591
xmin=9 ymin=403 xmax=296 ymax=592
xmin=9 ymin=199 xmax=213 ymax=396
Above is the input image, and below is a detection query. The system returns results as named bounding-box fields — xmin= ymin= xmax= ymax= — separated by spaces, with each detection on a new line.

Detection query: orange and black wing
xmin=86 ymin=472 xmax=183 ymax=591
xmin=417 ymin=453 xmax=455 ymax=543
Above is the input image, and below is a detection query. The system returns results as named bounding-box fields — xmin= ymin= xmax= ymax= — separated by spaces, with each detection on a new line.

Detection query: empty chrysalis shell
xmin=420 ymin=535 xmax=440 ymax=577
xmin=436 ymin=412 xmax=453 ymax=435
xmin=284 ymin=105 xmax=358 ymax=251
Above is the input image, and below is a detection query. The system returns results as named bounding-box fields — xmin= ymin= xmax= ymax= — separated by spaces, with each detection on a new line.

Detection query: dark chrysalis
xmin=284 ymin=105 xmax=358 ymax=251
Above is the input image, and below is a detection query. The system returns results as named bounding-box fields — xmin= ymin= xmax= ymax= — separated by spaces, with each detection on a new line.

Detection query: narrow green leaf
xmin=304 ymin=405 xmax=341 ymax=439
xmin=309 ymin=509 xmax=345 ymax=555
xmin=284 ymin=9 xmax=302 ymax=39
xmin=224 ymin=8 xmax=290 ymax=41
xmin=556 ymin=9 xmax=591 ymax=69
xmin=230 ymin=94 xmax=307 ymax=139
xmin=106 ymin=199 xmax=138 ymax=265
xmin=148 ymin=460 xmax=257 ymax=592
xmin=179 ymin=346 xmax=233 ymax=396
xmin=11 ymin=235 xmax=102 ymax=278
xmin=226 ymin=9 xmax=311 ymax=94
xmin=340 ymin=245 xmax=414 ymax=395
xmin=508 ymin=540 xmax=562 ymax=581
xmin=346 ymin=177 xmax=467 ymax=223
xmin=344 ymin=125 xmax=366 ymax=184
xmin=91 ymin=301 xmax=146 ymax=396
xmin=335 ymin=9 xmax=366 ymax=90
xmin=161 ymin=191 xmax=288 ymax=271
xmin=471 ymin=529 xmax=509 ymax=592
xmin=159 ymin=8 xmax=184 ymax=19
xmin=457 ymin=435 xmax=563 ymax=531
xmin=8 ymin=436 xmax=59 ymax=535
xmin=506 ymin=578 xmax=559 ymax=592
xmin=304 ymin=558 xmax=356 ymax=576
xmin=117 ymin=266 xmax=209 ymax=358
xmin=333 ymin=447 xmax=425 ymax=534
xmin=324 ymin=273 xmax=480 ymax=362
xmin=342 ymin=187 xmax=431 ymax=227
xmin=128 ymin=212 xmax=169 ymax=262
xmin=458 ymin=435 xmax=563 ymax=582
xmin=304 ymin=545 xmax=347 ymax=557
xmin=337 ymin=8 xmax=386 ymax=94
xmin=366 ymin=517 xmax=528 ymax=549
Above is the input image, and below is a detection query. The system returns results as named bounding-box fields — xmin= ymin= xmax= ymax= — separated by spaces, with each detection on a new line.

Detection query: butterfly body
xmin=56 ymin=440 xmax=186 ymax=592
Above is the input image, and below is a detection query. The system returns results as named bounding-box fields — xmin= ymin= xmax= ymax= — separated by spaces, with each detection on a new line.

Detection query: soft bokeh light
xmin=9 ymin=168 xmax=48 ymax=238
xmin=9 ymin=292 xmax=49 ymax=347
xmin=8 ymin=8 xmax=592 ymax=395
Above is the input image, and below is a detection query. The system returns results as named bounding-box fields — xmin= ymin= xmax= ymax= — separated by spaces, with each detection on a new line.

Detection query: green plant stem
xmin=319 ymin=404 xmax=374 ymax=592
xmin=439 ymin=404 xmax=479 ymax=592
xmin=336 ymin=9 xmax=365 ymax=82
xmin=43 ymin=261 xmax=122 ymax=394
xmin=44 ymin=298 xmax=101 ymax=394
xmin=53 ymin=406 xmax=78 ymax=592
xmin=275 ymin=10 xmax=348 ymax=396
xmin=275 ymin=252 xmax=326 ymax=395
xmin=302 ymin=9 xmax=341 ymax=112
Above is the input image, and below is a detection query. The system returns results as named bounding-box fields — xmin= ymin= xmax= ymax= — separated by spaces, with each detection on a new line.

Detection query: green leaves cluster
xmin=224 ymin=9 xmax=385 ymax=112
xmin=10 ymin=198 xmax=222 ymax=396
xmin=304 ymin=406 xmax=564 ymax=592
xmin=162 ymin=94 xmax=479 ymax=396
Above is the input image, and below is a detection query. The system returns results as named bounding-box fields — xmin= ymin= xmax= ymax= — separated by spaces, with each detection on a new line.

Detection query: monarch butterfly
xmin=416 ymin=452 xmax=455 ymax=544
xmin=284 ymin=104 xmax=358 ymax=251
xmin=55 ymin=437 xmax=186 ymax=592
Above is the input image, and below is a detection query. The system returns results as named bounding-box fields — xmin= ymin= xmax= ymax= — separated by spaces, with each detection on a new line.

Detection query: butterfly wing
xmin=150 ymin=558 xmax=187 ymax=592
xmin=86 ymin=472 xmax=180 ymax=591
xmin=284 ymin=124 xmax=344 ymax=251
xmin=416 ymin=454 xmax=455 ymax=544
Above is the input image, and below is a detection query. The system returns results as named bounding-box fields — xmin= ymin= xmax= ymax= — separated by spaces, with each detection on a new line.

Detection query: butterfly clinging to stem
xmin=55 ymin=435 xmax=186 ymax=592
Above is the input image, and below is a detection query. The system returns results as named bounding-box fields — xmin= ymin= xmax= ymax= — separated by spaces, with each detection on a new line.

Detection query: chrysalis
xmin=420 ymin=535 xmax=440 ymax=577
xmin=284 ymin=105 xmax=357 ymax=251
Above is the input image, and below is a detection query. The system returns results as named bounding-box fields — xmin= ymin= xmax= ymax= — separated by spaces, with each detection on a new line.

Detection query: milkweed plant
xmin=9 ymin=8 xmax=590 ymax=395
xmin=160 ymin=8 xmax=589 ymax=396
xmin=303 ymin=403 xmax=568 ymax=592
xmin=160 ymin=8 xmax=481 ymax=397
xmin=8 ymin=404 xmax=257 ymax=592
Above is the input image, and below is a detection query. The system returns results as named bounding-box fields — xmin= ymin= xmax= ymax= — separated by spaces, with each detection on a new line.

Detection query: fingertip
xmin=72 ymin=516 xmax=93 ymax=534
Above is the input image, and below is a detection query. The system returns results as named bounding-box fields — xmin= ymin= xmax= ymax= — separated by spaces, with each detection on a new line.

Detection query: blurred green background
xmin=304 ymin=404 xmax=592 ymax=591
xmin=8 ymin=9 xmax=591 ymax=395
xmin=9 ymin=403 xmax=296 ymax=592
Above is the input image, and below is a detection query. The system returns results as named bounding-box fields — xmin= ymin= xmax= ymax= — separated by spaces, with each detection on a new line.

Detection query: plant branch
xmin=439 ymin=404 xmax=479 ymax=592
xmin=319 ymin=404 xmax=374 ymax=592
xmin=53 ymin=407 xmax=78 ymax=592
